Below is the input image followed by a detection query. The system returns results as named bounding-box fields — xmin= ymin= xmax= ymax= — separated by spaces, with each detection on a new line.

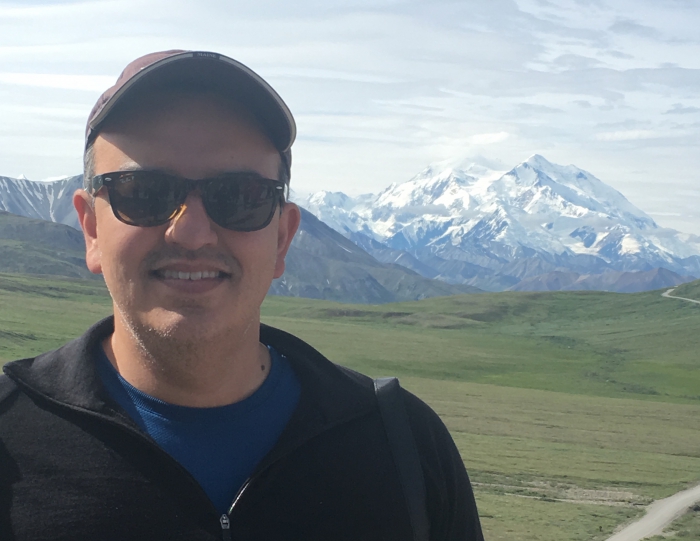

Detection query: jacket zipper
xmin=220 ymin=514 xmax=232 ymax=541
xmin=218 ymin=465 xmax=259 ymax=539
xmin=221 ymin=424 xmax=327 ymax=537
xmin=219 ymin=409 xmax=373 ymax=539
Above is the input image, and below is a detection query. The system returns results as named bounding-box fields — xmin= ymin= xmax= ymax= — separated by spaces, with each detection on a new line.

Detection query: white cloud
xmin=0 ymin=73 xmax=115 ymax=92
xmin=468 ymin=132 xmax=511 ymax=145
xmin=595 ymin=130 xmax=658 ymax=141
xmin=264 ymin=67 xmax=406 ymax=85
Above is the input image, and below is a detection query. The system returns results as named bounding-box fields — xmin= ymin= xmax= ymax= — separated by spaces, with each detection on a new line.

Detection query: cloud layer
xmin=0 ymin=0 xmax=698 ymax=232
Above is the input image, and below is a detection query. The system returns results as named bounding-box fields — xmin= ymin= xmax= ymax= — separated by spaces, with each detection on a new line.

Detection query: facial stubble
xmin=108 ymin=244 xmax=252 ymax=379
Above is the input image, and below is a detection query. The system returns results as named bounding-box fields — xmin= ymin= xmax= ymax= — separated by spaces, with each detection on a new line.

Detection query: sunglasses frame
xmin=87 ymin=170 xmax=287 ymax=232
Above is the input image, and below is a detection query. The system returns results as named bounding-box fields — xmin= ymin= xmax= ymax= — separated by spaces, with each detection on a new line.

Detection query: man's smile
xmin=148 ymin=261 xmax=235 ymax=295
xmin=144 ymin=249 xmax=239 ymax=289
xmin=152 ymin=269 xmax=230 ymax=281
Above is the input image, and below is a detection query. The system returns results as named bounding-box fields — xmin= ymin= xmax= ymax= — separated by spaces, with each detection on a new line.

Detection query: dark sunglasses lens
xmin=108 ymin=172 xmax=184 ymax=226
xmin=202 ymin=178 xmax=281 ymax=231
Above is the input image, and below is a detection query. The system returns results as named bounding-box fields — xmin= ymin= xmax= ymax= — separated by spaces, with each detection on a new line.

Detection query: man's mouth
xmin=152 ymin=269 xmax=230 ymax=281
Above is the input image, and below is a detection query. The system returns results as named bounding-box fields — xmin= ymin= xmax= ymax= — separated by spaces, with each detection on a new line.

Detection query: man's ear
xmin=73 ymin=189 xmax=103 ymax=275
xmin=273 ymin=202 xmax=301 ymax=279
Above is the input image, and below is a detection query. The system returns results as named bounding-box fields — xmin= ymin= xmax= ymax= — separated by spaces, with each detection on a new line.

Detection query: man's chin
xmin=114 ymin=299 xmax=258 ymax=355
xmin=139 ymin=309 xmax=223 ymax=339
xmin=113 ymin=305 xmax=218 ymax=348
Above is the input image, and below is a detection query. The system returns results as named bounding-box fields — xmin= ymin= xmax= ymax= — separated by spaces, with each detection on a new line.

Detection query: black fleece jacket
xmin=0 ymin=317 xmax=484 ymax=541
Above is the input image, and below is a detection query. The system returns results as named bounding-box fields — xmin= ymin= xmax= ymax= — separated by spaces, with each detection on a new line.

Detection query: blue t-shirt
xmin=96 ymin=344 xmax=300 ymax=514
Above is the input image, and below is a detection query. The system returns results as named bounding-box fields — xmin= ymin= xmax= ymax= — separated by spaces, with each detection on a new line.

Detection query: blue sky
xmin=1 ymin=0 xmax=699 ymax=233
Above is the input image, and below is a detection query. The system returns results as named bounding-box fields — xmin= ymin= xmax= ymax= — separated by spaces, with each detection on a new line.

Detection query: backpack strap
xmin=374 ymin=377 xmax=430 ymax=541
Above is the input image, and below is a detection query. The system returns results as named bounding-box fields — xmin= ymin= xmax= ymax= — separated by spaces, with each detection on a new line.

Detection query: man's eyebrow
xmin=116 ymin=161 xmax=144 ymax=171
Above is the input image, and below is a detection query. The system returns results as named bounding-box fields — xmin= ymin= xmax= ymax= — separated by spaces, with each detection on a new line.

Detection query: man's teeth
xmin=161 ymin=270 xmax=221 ymax=280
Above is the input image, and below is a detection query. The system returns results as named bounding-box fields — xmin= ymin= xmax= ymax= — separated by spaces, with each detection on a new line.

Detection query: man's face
xmin=75 ymin=93 xmax=300 ymax=345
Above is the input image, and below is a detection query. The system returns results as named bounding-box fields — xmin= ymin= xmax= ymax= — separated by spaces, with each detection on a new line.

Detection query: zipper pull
xmin=220 ymin=514 xmax=232 ymax=541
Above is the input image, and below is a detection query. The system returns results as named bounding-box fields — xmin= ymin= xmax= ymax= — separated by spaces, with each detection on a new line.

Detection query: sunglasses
xmin=87 ymin=170 xmax=286 ymax=232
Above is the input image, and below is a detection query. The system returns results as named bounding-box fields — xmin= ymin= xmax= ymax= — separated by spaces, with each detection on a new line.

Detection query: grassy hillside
xmin=400 ymin=377 xmax=699 ymax=541
xmin=0 ymin=210 xmax=95 ymax=279
xmin=261 ymin=289 xmax=700 ymax=403
xmin=1 ymin=273 xmax=699 ymax=541
xmin=0 ymin=273 xmax=111 ymax=361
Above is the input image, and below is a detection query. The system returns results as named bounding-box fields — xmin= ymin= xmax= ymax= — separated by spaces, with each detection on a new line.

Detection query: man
xmin=0 ymin=50 xmax=484 ymax=540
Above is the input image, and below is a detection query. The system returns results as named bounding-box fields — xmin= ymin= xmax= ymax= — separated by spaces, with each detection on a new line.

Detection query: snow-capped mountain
xmin=1 ymin=156 xmax=697 ymax=294
xmin=0 ymin=175 xmax=83 ymax=229
xmin=303 ymin=155 xmax=700 ymax=290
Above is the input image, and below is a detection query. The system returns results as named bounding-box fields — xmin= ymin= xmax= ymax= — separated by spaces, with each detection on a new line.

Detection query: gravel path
xmin=604 ymin=484 xmax=700 ymax=541
xmin=661 ymin=288 xmax=700 ymax=305
xmin=602 ymin=288 xmax=700 ymax=540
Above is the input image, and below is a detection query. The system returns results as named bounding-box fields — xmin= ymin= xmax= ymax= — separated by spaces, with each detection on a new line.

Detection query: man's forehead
xmin=91 ymin=103 xmax=283 ymax=181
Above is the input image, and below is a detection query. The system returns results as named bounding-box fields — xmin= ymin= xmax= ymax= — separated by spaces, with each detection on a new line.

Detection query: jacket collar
xmin=3 ymin=316 xmax=377 ymax=444
xmin=3 ymin=317 xmax=116 ymax=415
xmin=257 ymin=324 xmax=377 ymax=465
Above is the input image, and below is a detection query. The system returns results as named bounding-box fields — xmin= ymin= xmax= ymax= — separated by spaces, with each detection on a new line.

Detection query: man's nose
xmin=164 ymin=191 xmax=218 ymax=249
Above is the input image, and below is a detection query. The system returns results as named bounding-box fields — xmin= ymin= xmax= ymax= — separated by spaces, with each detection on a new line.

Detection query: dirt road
xmin=603 ymin=287 xmax=700 ymax=540
xmin=661 ymin=288 xmax=700 ymax=305
xmin=604 ymin=483 xmax=700 ymax=541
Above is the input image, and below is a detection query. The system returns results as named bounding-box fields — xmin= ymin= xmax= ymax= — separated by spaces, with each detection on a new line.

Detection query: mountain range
xmin=0 ymin=188 xmax=478 ymax=302
xmin=303 ymin=154 xmax=699 ymax=292
xmin=1 ymin=154 xmax=697 ymax=298
xmin=0 ymin=175 xmax=82 ymax=229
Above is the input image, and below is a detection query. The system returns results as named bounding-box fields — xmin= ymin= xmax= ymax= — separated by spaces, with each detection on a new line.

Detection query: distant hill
xmin=271 ymin=208 xmax=480 ymax=302
xmin=509 ymin=267 xmax=695 ymax=293
xmin=0 ymin=210 xmax=95 ymax=279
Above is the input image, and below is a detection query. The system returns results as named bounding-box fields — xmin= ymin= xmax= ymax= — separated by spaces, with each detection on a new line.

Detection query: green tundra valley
xmin=1 ymin=272 xmax=699 ymax=541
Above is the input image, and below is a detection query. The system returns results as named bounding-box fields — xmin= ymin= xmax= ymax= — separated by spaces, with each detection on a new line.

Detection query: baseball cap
xmin=85 ymin=50 xmax=295 ymax=179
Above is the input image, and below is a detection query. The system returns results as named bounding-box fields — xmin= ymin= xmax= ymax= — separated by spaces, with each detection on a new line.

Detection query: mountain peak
xmin=374 ymin=167 xmax=478 ymax=210
xmin=306 ymin=190 xmax=352 ymax=210
xmin=430 ymin=153 xmax=508 ymax=174
xmin=525 ymin=154 xmax=554 ymax=168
